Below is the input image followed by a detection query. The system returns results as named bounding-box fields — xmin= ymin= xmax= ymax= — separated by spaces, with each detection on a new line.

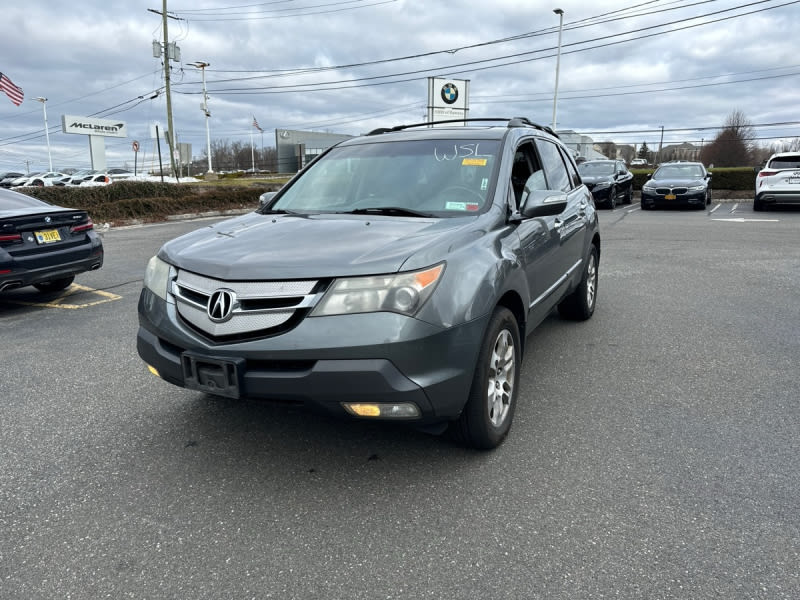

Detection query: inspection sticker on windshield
xmin=462 ymin=158 xmax=488 ymax=166
xmin=445 ymin=202 xmax=480 ymax=211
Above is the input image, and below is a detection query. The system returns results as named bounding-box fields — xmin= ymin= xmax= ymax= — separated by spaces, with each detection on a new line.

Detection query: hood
xmin=649 ymin=177 xmax=707 ymax=187
xmin=160 ymin=211 xmax=478 ymax=280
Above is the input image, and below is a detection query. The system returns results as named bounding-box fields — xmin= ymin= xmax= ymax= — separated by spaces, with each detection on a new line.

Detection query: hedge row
xmin=630 ymin=166 xmax=756 ymax=191
xmin=22 ymin=181 xmax=280 ymax=224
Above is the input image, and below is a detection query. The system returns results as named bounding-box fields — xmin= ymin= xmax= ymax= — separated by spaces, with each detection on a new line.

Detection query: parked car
xmin=12 ymin=172 xmax=67 ymax=187
xmin=54 ymin=169 xmax=99 ymax=186
xmin=754 ymin=152 xmax=800 ymax=211
xmin=577 ymin=159 xmax=633 ymax=209
xmin=0 ymin=171 xmax=24 ymax=187
xmin=79 ymin=173 xmax=113 ymax=186
xmin=106 ymin=168 xmax=135 ymax=180
xmin=630 ymin=158 xmax=647 ymax=167
xmin=137 ymin=117 xmax=601 ymax=449
xmin=640 ymin=161 xmax=712 ymax=210
xmin=9 ymin=172 xmax=42 ymax=187
xmin=0 ymin=186 xmax=104 ymax=293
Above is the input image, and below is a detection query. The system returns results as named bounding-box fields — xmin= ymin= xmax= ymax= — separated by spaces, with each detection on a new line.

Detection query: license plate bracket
xmin=181 ymin=352 xmax=244 ymax=398
xmin=35 ymin=229 xmax=61 ymax=244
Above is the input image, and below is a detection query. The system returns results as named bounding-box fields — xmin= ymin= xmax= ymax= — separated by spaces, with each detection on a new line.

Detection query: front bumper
xmin=641 ymin=189 xmax=706 ymax=208
xmin=137 ymin=289 xmax=488 ymax=422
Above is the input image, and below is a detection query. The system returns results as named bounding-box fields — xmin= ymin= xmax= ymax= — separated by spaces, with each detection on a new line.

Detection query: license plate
xmin=664 ymin=194 xmax=676 ymax=200
xmin=181 ymin=352 xmax=243 ymax=399
xmin=786 ymin=178 xmax=800 ymax=184
xmin=35 ymin=229 xmax=61 ymax=244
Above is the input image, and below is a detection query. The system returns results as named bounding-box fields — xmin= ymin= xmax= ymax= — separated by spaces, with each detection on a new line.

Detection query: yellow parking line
xmin=5 ymin=284 xmax=122 ymax=309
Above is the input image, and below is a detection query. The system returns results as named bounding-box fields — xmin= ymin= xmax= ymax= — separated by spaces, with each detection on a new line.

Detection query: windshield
xmin=578 ymin=162 xmax=614 ymax=176
xmin=654 ymin=164 xmax=705 ymax=179
xmin=269 ymin=138 xmax=500 ymax=217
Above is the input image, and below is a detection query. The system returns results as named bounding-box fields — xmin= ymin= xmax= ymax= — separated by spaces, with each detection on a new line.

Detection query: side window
xmin=510 ymin=141 xmax=545 ymax=208
xmin=535 ymin=139 xmax=571 ymax=192
xmin=559 ymin=146 xmax=581 ymax=188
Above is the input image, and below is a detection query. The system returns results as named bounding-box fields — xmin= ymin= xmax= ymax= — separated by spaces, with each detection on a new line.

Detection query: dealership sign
xmin=61 ymin=115 xmax=128 ymax=138
xmin=427 ymin=77 xmax=469 ymax=123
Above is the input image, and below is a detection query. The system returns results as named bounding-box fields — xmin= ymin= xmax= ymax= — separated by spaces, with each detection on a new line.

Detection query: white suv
xmin=755 ymin=152 xmax=800 ymax=211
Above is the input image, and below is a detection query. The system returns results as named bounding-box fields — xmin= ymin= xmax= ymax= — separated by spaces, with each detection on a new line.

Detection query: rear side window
xmin=768 ymin=155 xmax=800 ymax=169
xmin=535 ymin=139 xmax=571 ymax=192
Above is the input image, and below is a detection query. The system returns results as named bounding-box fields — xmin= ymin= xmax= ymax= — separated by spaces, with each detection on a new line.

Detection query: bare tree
xmin=700 ymin=110 xmax=756 ymax=167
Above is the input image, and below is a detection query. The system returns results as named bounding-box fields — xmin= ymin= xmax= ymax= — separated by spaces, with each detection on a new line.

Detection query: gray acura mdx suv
xmin=137 ymin=118 xmax=600 ymax=449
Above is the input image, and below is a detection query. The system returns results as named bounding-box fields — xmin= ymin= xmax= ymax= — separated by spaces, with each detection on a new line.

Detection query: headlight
xmin=593 ymin=182 xmax=611 ymax=190
xmin=143 ymin=255 xmax=172 ymax=300
xmin=688 ymin=184 xmax=706 ymax=191
xmin=642 ymin=182 xmax=656 ymax=191
xmin=312 ymin=263 xmax=444 ymax=317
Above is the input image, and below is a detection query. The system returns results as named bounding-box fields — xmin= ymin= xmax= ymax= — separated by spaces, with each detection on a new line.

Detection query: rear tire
xmin=558 ymin=245 xmax=598 ymax=321
xmin=33 ymin=276 xmax=74 ymax=293
xmin=450 ymin=307 xmax=521 ymax=450
xmin=753 ymin=198 xmax=764 ymax=211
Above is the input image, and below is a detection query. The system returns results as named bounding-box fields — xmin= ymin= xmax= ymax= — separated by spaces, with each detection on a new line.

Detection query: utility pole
xmin=148 ymin=2 xmax=180 ymax=180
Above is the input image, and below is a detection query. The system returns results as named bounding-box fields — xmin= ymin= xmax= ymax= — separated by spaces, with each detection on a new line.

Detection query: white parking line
xmin=709 ymin=204 xmax=722 ymax=214
xmin=711 ymin=218 xmax=780 ymax=223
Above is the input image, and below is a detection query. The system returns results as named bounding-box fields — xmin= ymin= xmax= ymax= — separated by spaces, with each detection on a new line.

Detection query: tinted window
xmin=510 ymin=141 xmax=546 ymax=207
xmin=578 ymin=162 xmax=615 ymax=176
xmin=535 ymin=139 xmax=571 ymax=192
xmin=559 ymin=147 xmax=581 ymax=187
xmin=768 ymin=155 xmax=800 ymax=169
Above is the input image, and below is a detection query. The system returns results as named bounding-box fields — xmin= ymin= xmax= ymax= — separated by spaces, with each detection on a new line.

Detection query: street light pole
xmin=190 ymin=61 xmax=213 ymax=174
xmin=34 ymin=97 xmax=53 ymax=171
xmin=551 ymin=8 xmax=565 ymax=132
xmin=656 ymin=125 xmax=665 ymax=165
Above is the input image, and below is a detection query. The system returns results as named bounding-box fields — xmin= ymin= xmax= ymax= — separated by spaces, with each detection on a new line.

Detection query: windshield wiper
xmin=345 ymin=206 xmax=435 ymax=218
xmin=260 ymin=208 xmax=299 ymax=215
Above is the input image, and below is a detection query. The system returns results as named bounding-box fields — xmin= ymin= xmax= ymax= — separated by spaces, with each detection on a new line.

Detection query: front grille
xmin=172 ymin=270 xmax=325 ymax=341
xmin=655 ymin=187 xmax=689 ymax=195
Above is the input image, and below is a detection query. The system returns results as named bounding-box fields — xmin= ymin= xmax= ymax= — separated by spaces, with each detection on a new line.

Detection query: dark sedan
xmin=577 ymin=159 xmax=633 ymax=209
xmin=641 ymin=162 xmax=712 ymax=210
xmin=0 ymin=187 xmax=104 ymax=293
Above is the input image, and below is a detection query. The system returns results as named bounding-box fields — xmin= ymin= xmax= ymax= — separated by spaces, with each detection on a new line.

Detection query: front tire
xmin=33 ymin=275 xmax=74 ymax=293
xmin=450 ymin=307 xmax=521 ymax=450
xmin=558 ymin=245 xmax=598 ymax=321
xmin=606 ymin=187 xmax=617 ymax=209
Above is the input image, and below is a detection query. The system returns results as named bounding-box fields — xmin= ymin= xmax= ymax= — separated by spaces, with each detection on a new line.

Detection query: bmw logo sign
xmin=441 ymin=83 xmax=458 ymax=105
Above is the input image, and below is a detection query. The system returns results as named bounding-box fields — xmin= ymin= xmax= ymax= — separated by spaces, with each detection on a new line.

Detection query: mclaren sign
xmin=61 ymin=115 xmax=127 ymax=138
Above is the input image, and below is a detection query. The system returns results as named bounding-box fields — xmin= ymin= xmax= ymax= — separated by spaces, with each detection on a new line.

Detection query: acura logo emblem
xmin=207 ymin=289 xmax=236 ymax=322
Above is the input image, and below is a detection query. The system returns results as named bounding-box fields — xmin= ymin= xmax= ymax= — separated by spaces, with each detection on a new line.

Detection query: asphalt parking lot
xmin=1 ymin=201 xmax=798 ymax=599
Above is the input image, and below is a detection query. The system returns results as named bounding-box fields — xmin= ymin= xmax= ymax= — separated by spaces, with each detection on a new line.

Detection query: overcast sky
xmin=1 ymin=0 xmax=799 ymax=173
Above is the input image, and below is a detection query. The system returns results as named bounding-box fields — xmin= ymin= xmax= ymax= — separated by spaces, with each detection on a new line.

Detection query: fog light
xmin=342 ymin=402 xmax=421 ymax=419
xmin=147 ymin=365 xmax=161 ymax=378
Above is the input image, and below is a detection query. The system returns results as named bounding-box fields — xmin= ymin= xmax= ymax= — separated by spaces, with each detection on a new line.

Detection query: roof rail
xmin=366 ymin=117 xmax=559 ymax=138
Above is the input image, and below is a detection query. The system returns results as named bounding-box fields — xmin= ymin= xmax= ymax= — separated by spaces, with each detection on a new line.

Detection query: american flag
xmin=0 ymin=72 xmax=24 ymax=106
xmin=252 ymin=115 xmax=263 ymax=132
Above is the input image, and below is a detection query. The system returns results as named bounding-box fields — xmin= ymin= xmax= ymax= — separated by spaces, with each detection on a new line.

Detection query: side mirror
xmin=519 ymin=189 xmax=568 ymax=218
xmin=259 ymin=191 xmax=277 ymax=208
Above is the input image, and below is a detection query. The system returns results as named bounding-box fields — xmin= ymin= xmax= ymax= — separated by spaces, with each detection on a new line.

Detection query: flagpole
xmin=250 ymin=127 xmax=255 ymax=173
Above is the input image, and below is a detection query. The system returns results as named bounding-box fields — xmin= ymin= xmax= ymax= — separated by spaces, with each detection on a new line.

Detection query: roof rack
xmin=367 ymin=117 xmax=559 ymax=138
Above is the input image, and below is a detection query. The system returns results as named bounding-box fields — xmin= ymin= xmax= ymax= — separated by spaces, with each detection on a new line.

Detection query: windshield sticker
xmin=434 ymin=143 xmax=493 ymax=162
xmin=462 ymin=158 xmax=488 ymax=166
xmin=445 ymin=201 xmax=480 ymax=212
xmin=481 ymin=178 xmax=488 ymax=190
